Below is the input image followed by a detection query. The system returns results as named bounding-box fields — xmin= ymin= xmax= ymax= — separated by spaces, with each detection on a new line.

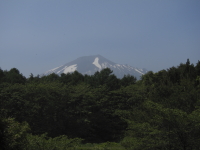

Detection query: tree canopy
xmin=0 ymin=59 xmax=200 ymax=149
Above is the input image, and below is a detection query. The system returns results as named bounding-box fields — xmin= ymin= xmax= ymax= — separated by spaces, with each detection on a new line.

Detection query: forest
xmin=0 ymin=59 xmax=200 ymax=150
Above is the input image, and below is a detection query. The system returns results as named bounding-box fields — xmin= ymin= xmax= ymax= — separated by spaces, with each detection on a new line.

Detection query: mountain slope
xmin=42 ymin=55 xmax=148 ymax=79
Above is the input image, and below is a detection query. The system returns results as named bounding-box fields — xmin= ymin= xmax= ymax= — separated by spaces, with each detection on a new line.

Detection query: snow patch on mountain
xmin=63 ymin=64 xmax=77 ymax=74
xmin=51 ymin=65 xmax=63 ymax=71
xmin=135 ymin=69 xmax=144 ymax=75
xmin=93 ymin=57 xmax=102 ymax=69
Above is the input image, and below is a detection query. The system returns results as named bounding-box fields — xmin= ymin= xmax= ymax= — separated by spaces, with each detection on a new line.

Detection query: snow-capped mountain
xmin=42 ymin=55 xmax=148 ymax=79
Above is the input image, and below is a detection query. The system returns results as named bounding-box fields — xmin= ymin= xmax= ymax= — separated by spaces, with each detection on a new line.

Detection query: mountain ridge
xmin=42 ymin=55 xmax=148 ymax=79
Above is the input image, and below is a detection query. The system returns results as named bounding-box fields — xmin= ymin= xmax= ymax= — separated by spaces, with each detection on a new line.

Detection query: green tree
xmin=0 ymin=118 xmax=30 ymax=150
xmin=121 ymin=101 xmax=200 ymax=150
xmin=2 ymin=68 xmax=26 ymax=84
xmin=121 ymin=74 xmax=137 ymax=87
xmin=0 ymin=68 xmax=5 ymax=84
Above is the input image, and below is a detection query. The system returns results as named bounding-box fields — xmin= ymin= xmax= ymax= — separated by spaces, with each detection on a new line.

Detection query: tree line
xmin=0 ymin=59 xmax=200 ymax=150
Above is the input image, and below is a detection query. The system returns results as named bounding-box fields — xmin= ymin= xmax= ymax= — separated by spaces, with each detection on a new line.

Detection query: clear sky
xmin=1 ymin=0 xmax=200 ymax=77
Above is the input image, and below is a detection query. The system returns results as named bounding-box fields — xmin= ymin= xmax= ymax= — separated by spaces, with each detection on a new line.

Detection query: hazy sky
xmin=1 ymin=0 xmax=200 ymax=77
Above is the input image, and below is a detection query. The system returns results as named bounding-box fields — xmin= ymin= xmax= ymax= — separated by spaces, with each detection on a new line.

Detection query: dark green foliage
xmin=0 ymin=117 xmax=6 ymax=150
xmin=59 ymin=71 xmax=84 ymax=85
xmin=196 ymin=60 xmax=200 ymax=76
xmin=121 ymin=74 xmax=137 ymax=86
xmin=0 ymin=118 xmax=30 ymax=150
xmin=2 ymin=68 xmax=26 ymax=84
xmin=120 ymin=59 xmax=200 ymax=150
xmin=0 ymin=59 xmax=200 ymax=149
xmin=89 ymin=68 xmax=110 ymax=86
xmin=26 ymin=133 xmax=82 ymax=150
xmin=0 ymin=68 xmax=5 ymax=84
xmin=40 ymin=73 xmax=60 ymax=82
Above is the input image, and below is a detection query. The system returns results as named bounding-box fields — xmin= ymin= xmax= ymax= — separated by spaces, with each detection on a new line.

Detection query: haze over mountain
xmin=42 ymin=55 xmax=148 ymax=79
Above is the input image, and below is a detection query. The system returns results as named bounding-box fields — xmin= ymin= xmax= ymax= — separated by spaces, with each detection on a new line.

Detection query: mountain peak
xmin=42 ymin=55 xmax=148 ymax=79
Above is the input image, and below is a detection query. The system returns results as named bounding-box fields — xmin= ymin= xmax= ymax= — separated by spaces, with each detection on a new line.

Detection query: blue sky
xmin=0 ymin=0 xmax=200 ymax=77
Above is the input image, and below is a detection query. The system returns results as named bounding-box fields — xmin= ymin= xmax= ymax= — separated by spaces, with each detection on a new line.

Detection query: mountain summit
xmin=42 ymin=55 xmax=148 ymax=79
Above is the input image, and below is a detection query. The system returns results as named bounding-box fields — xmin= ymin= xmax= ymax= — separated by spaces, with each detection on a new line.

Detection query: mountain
xmin=42 ymin=55 xmax=148 ymax=79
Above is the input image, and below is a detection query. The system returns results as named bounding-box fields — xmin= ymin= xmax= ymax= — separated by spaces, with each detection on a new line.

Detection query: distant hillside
xmin=42 ymin=55 xmax=148 ymax=79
